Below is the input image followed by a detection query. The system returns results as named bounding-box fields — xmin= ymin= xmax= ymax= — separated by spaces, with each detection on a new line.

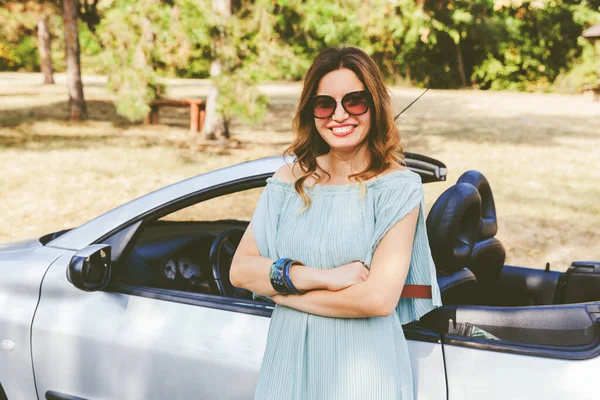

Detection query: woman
xmin=230 ymin=47 xmax=442 ymax=400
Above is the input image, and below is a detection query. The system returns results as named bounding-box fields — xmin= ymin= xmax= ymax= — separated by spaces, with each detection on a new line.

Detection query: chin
xmin=328 ymin=142 xmax=362 ymax=152
xmin=323 ymin=133 xmax=367 ymax=152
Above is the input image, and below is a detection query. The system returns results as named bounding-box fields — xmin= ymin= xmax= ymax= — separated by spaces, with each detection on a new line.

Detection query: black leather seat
xmin=457 ymin=171 xmax=506 ymax=304
xmin=426 ymin=183 xmax=482 ymax=305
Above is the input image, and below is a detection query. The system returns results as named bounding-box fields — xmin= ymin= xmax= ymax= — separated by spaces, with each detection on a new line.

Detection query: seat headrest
xmin=457 ymin=170 xmax=497 ymax=239
xmin=426 ymin=183 xmax=481 ymax=274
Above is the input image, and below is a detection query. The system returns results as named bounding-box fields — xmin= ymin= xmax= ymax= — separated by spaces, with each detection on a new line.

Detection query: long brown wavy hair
xmin=285 ymin=46 xmax=404 ymax=207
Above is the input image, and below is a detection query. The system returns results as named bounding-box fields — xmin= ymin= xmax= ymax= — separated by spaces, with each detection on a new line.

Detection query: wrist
xmin=290 ymin=265 xmax=327 ymax=292
xmin=319 ymin=268 xmax=336 ymax=291
xmin=282 ymin=259 xmax=305 ymax=294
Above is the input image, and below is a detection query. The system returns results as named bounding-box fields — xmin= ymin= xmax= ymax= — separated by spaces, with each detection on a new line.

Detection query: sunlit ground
xmin=1 ymin=72 xmax=599 ymax=271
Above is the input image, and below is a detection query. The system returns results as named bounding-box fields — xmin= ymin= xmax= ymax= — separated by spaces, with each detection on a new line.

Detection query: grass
xmin=1 ymin=72 xmax=599 ymax=271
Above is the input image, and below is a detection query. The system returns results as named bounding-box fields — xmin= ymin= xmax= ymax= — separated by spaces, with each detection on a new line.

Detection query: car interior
xmin=415 ymin=170 xmax=600 ymax=351
xmin=57 ymin=154 xmax=599 ymax=358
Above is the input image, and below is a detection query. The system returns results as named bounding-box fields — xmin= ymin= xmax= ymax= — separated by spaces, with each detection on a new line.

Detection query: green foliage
xmin=463 ymin=1 xmax=600 ymax=91
xmin=97 ymin=0 xmax=280 ymax=123
xmin=4 ymin=0 xmax=600 ymax=125
xmin=0 ymin=5 xmax=39 ymax=72
xmin=472 ymin=55 xmax=522 ymax=90
xmin=552 ymin=38 xmax=600 ymax=93
xmin=97 ymin=0 xmax=189 ymax=121
xmin=201 ymin=0 xmax=288 ymax=124
xmin=263 ymin=0 xmax=371 ymax=80
xmin=12 ymin=35 xmax=41 ymax=71
xmin=0 ymin=39 xmax=22 ymax=69
xmin=78 ymin=21 xmax=104 ymax=73
xmin=80 ymin=0 xmax=600 ymax=123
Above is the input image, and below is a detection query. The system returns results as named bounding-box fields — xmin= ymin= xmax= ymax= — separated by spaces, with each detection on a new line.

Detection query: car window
xmin=114 ymin=186 xmax=265 ymax=296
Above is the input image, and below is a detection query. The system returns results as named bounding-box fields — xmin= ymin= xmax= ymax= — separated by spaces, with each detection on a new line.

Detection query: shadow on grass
xmin=400 ymin=113 xmax=600 ymax=146
xmin=0 ymin=131 xmax=170 ymax=151
xmin=0 ymin=99 xmax=193 ymax=150
xmin=0 ymin=132 xmax=116 ymax=149
xmin=0 ymin=99 xmax=132 ymax=127
xmin=0 ymin=100 xmax=147 ymax=151
xmin=391 ymin=92 xmax=600 ymax=146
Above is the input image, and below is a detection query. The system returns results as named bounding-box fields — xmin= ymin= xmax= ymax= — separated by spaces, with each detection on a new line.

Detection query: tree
xmin=0 ymin=1 xmax=58 ymax=78
xmin=201 ymin=0 xmax=231 ymax=140
xmin=470 ymin=0 xmax=591 ymax=90
xmin=97 ymin=0 xmax=186 ymax=121
xmin=37 ymin=14 xmax=54 ymax=84
xmin=419 ymin=0 xmax=498 ymax=88
xmin=62 ymin=0 xmax=87 ymax=120
xmin=98 ymin=0 xmax=270 ymax=137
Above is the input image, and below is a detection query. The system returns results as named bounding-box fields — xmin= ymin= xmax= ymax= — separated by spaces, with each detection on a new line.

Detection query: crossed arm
xmin=230 ymin=205 xmax=420 ymax=318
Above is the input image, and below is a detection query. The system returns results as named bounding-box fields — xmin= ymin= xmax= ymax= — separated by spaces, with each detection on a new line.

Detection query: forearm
xmin=273 ymin=281 xmax=389 ymax=318
xmin=230 ymin=254 xmax=330 ymax=296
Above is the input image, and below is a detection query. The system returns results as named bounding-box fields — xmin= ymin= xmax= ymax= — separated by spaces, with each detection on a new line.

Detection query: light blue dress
xmin=251 ymin=169 xmax=442 ymax=400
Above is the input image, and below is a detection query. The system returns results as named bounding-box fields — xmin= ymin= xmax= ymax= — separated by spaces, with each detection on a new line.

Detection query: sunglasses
xmin=310 ymin=90 xmax=372 ymax=119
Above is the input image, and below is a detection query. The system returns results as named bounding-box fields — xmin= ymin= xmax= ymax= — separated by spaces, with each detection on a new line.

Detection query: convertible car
xmin=0 ymin=154 xmax=598 ymax=400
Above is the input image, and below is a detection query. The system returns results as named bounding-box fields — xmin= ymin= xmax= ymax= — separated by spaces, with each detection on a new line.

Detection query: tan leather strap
xmin=400 ymin=284 xmax=432 ymax=299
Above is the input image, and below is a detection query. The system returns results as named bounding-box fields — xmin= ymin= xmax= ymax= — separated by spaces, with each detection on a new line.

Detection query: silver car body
xmin=0 ymin=156 xmax=598 ymax=399
xmin=0 ymin=240 xmax=65 ymax=399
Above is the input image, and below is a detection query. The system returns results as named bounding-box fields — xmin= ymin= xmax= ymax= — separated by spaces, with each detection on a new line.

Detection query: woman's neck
xmin=319 ymin=145 xmax=370 ymax=182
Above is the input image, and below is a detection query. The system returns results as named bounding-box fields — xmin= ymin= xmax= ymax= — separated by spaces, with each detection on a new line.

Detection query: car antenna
xmin=394 ymin=61 xmax=459 ymax=121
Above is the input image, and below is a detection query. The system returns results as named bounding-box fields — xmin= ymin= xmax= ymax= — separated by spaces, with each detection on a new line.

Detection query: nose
xmin=332 ymin=100 xmax=349 ymax=121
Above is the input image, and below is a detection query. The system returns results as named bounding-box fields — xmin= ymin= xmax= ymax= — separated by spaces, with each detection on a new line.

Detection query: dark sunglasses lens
xmin=313 ymin=97 xmax=336 ymax=118
xmin=342 ymin=92 xmax=369 ymax=115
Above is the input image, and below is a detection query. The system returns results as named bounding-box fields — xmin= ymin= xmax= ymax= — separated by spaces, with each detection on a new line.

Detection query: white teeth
xmin=332 ymin=126 xmax=353 ymax=134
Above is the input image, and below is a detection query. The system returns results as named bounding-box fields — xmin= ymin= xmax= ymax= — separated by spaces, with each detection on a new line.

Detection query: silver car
xmin=0 ymin=154 xmax=598 ymax=400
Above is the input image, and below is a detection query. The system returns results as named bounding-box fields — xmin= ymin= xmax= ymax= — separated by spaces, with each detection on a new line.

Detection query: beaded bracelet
xmin=269 ymin=258 xmax=292 ymax=294
xmin=282 ymin=258 xmax=305 ymax=294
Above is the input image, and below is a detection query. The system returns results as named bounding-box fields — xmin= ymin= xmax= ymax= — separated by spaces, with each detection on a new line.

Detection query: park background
xmin=1 ymin=0 xmax=599 ymax=271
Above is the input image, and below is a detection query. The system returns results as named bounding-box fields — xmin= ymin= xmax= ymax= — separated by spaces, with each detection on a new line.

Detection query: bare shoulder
xmin=387 ymin=166 xmax=407 ymax=173
xmin=272 ymin=163 xmax=296 ymax=183
xmin=378 ymin=164 xmax=408 ymax=177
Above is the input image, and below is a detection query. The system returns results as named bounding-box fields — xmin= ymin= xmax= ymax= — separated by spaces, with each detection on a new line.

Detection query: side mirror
xmin=68 ymin=244 xmax=112 ymax=292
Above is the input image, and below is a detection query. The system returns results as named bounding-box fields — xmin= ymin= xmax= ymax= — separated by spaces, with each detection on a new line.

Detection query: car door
xmin=444 ymin=344 xmax=598 ymax=400
xmin=439 ymin=304 xmax=600 ymax=400
xmin=32 ymin=248 xmax=272 ymax=400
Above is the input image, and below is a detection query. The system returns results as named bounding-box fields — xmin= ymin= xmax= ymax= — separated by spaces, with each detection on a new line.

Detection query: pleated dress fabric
xmin=252 ymin=169 xmax=442 ymax=400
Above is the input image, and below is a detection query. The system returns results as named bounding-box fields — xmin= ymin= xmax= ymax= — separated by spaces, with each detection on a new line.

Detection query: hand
xmin=323 ymin=261 xmax=369 ymax=292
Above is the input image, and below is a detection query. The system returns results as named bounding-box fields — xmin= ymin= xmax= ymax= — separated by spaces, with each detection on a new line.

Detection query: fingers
xmin=347 ymin=261 xmax=368 ymax=282
xmin=356 ymin=264 xmax=369 ymax=282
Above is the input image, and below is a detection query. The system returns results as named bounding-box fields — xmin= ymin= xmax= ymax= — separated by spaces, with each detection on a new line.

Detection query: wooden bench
xmin=145 ymin=99 xmax=207 ymax=132
xmin=582 ymin=82 xmax=600 ymax=102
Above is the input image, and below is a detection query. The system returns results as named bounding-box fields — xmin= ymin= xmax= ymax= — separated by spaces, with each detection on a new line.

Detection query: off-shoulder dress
xmin=251 ymin=170 xmax=442 ymax=400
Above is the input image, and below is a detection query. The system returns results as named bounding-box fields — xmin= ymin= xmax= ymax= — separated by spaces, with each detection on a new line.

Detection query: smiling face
xmin=313 ymin=68 xmax=371 ymax=153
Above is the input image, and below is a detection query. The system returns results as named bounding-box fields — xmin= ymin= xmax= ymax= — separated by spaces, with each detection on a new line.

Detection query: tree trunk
xmin=201 ymin=0 xmax=231 ymax=140
xmin=62 ymin=0 xmax=87 ymax=120
xmin=456 ymin=42 xmax=468 ymax=88
xmin=201 ymin=61 xmax=228 ymax=140
xmin=37 ymin=17 xmax=54 ymax=85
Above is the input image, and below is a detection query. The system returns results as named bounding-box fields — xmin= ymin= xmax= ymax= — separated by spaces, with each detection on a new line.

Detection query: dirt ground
xmin=1 ymin=72 xmax=599 ymax=271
